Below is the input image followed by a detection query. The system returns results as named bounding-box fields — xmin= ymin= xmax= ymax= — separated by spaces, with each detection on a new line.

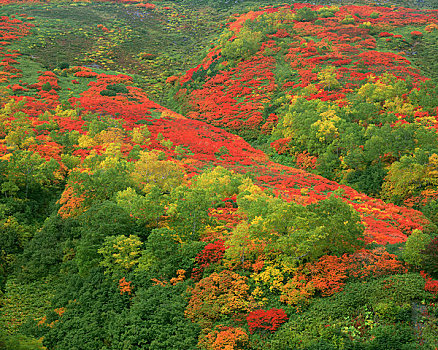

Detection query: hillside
xmin=171 ymin=3 xmax=438 ymax=205
xmin=0 ymin=1 xmax=437 ymax=349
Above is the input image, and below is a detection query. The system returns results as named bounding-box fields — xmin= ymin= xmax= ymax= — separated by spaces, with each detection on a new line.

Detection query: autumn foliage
xmin=1 ymin=2 xmax=438 ymax=349
xmin=246 ymin=308 xmax=288 ymax=334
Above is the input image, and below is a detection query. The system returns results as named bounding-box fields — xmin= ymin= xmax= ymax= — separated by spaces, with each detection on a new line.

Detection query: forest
xmin=0 ymin=0 xmax=437 ymax=349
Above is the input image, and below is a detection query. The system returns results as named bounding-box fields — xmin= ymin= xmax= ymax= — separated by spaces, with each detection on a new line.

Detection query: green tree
xmin=306 ymin=194 xmax=365 ymax=256
xmin=98 ymin=234 xmax=143 ymax=277
xmin=221 ymin=27 xmax=263 ymax=62
xmin=75 ymin=201 xmax=139 ymax=276
xmin=116 ymin=186 xmax=165 ymax=226
xmin=19 ymin=214 xmax=77 ymax=281
xmin=2 ymin=150 xmax=59 ymax=200
xmin=168 ymin=186 xmax=213 ymax=239
xmin=107 ymin=283 xmax=200 ymax=350
xmin=294 ymin=7 xmax=316 ymax=21
xmin=402 ymin=229 xmax=432 ymax=268
xmin=138 ymin=227 xmax=203 ymax=279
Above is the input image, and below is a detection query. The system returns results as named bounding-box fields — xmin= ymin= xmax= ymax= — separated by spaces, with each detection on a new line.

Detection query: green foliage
xmin=235 ymin=191 xmax=364 ymax=264
xmin=41 ymin=82 xmax=52 ymax=92
xmin=0 ymin=216 xmax=32 ymax=289
xmin=99 ymin=89 xmax=116 ymax=97
xmin=1 ymin=276 xmax=55 ymax=335
xmin=367 ymin=324 xmax=416 ymax=349
xmin=139 ymin=227 xmax=203 ymax=279
xmin=271 ymin=274 xmax=430 ymax=349
xmin=75 ymin=201 xmax=139 ymax=276
xmin=168 ymin=186 xmax=213 ymax=239
xmin=58 ymin=62 xmax=69 ymax=70
xmin=0 ymin=329 xmax=45 ymax=350
xmin=115 ymin=186 xmax=164 ymax=226
xmin=18 ymin=215 xmax=77 ymax=281
xmin=306 ymin=194 xmax=365 ymax=256
xmin=98 ymin=234 xmax=143 ymax=276
xmin=316 ymin=6 xmax=338 ymax=18
xmin=1 ymin=150 xmax=59 ymax=201
xmin=344 ymin=163 xmax=387 ymax=197
xmin=294 ymin=7 xmax=316 ymax=22
xmin=1 ymin=1 xmax=438 ymax=349
xmin=402 ymin=229 xmax=432 ymax=268
xmin=69 ymin=159 xmax=134 ymax=208
xmin=39 ymin=268 xmax=129 ymax=350
xmin=107 ymin=283 xmax=200 ymax=350
xmin=341 ymin=14 xmax=355 ymax=24
xmin=220 ymin=27 xmax=263 ymax=62
xmin=99 ymin=83 xmax=129 ymax=96
xmin=421 ymin=236 xmax=438 ymax=278
xmin=192 ymin=166 xmax=244 ymax=200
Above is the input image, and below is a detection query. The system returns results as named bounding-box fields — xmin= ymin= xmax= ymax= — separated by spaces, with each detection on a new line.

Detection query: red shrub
xmin=247 ymin=308 xmax=288 ymax=334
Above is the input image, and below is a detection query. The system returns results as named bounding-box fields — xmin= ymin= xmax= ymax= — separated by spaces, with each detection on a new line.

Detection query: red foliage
xmin=281 ymin=248 xmax=407 ymax=301
xmin=420 ymin=271 xmax=438 ymax=297
xmin=192 ymin=240 xmax=226 ymax=280
xmin=379 ymin=32 xmax=394 ymax=37
xmin=118 ymin=277 xmax=133 ymax=295
xmin=246 ymin=308 xmax=288 ymax=334
xmin=295 ymin=151 xmax=317 ymax=170
xmin=183 ymin=52 xmax=277 ymax=132
xmin=270 ymin=28 xmax=290 ymax=38
xmin=306 ymin=255 xmax=350 ymax=296
xmin=270 ymin=138 xmax=290 ymax=155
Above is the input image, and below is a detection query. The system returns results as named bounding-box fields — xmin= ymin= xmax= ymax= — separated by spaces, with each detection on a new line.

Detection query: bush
xmin=99 ymin=89 xmax=117 ymax=97
xmin=0 ymin=329 xmax=45 ymax=350
xmin=367 ymin=324 xmax=416 ymax=349
xmin=271 ymin=274 xmax=428 ymax=348
xmin=41 ymin=82 xmax=52 ymax=92
xmin=100 ymin=90 xmax=117 ymax=97
xmin=99 ymin=84 xmax=129 ymax=97
xmin=402 ymin=229 xmax=432 ymax=268
xmin=306 ymin=194 xmax=365 ymax=256
xmin=295 ymin=7 xmax=316 ymax=22
xmin=341 ymin=15 xmax=355 ymax=24
xmin=107 ymin=83 xmax=129 ymax=94
xmin=58 ymin=62 xmax=69 ymax=69
xmin=422 ymin=236 xmax=438 ymax=277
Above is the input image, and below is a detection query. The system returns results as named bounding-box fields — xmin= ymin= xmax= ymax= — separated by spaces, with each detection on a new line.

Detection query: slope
xmin=0 ymin=2 xmax=437 ymax=350
xmin=171 ymin=3 xmax=438 ymax=209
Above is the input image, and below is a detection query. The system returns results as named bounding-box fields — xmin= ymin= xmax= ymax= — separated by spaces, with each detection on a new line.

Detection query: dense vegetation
xmin=0 ymin=0 xmax=437 ymax=349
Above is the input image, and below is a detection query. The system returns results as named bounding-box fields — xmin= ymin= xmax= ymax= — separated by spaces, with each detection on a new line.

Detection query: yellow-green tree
xmin=131 ymin=150 xmax=185 ymax=193
xmin=98 ymin=234 xmax=143 ymax=276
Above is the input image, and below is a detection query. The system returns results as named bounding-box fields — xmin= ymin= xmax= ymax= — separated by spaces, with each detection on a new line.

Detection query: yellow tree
xmin=131 ymin=150 xmax=185 ymax=193
xmin=311 ymin=108 xmax=341 ymax=143
xmin=98 ymin=234 xmax=143 ymax=276
xmin=317 ymin=66 xmax=340 ymax=90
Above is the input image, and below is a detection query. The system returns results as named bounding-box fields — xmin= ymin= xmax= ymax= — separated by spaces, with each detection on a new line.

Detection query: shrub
xmin=41 ymin=82 xmax=52 ymax=92
xmin=58 ymin=62 xmax=69 ymax=69
xmin=341 ymin=15 xmax=355 ymax=24
xmin=99 ymin=89 xmax=117 ymax=97
xmin=107 ymin=83 xmax=129 ymax=94
xmin=402 ymin=229 xmax=432 ymax=268
xmin=411 ymin=31 xmax=423 ymax=39
xmin=367 ymin=324 xmax=416 ymax=349
xmin=295 ymin=7 xmax=316 ymax=22
xmin=422 ymin=236 xmax=438 ymax=277
xmin=246 ymin=308 xmax=288 ymax=334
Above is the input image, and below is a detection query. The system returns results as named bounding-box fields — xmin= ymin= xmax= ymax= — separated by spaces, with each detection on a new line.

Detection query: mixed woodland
xmin=0 ymin=0 xmax=438 ymax=349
